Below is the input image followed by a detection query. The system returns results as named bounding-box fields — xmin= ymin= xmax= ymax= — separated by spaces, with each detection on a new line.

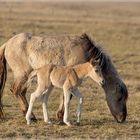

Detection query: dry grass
xmin=0 ymin=1 xmax=140 ymax=139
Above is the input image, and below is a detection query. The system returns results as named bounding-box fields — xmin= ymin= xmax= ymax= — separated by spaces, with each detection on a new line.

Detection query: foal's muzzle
xmin=100 ymin=80 xmax=105 ymax=87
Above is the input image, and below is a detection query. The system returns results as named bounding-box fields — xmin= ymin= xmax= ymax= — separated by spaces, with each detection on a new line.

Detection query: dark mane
xmin=80 ymin=33 xmax=108 ymax=71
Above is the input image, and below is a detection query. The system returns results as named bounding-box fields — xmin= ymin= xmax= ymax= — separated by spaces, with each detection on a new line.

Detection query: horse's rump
xmin=0 ymin=44 xmax=7 ymax=120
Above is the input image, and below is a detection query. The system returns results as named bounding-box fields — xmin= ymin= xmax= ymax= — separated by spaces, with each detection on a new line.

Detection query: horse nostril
xmin=116 ymin=113 xmax=126 ymax=123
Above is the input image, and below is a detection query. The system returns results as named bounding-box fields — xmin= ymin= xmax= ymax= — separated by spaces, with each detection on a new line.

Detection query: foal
xmin=26 ymin=59 xmax=104 ymax=126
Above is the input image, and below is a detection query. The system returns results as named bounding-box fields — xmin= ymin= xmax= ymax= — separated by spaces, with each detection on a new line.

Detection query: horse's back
xmin=26 ymin=35 xmax=69 ymax=69
xmin=4 ymin=33 xmax=87 ymax=76
xmin=26 ymin=34 xmax=86 ymax=69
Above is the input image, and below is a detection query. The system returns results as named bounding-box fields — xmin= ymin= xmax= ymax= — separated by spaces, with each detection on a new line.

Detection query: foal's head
xmin=88 ymin=58 xmax=104 ymax=86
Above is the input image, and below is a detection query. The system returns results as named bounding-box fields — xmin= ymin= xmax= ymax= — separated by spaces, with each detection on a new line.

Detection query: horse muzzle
xmin=114 ymin=112 xmax=127 ymax=123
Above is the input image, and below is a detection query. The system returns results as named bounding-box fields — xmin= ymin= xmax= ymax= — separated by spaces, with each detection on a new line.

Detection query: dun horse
xmin=0 ymin=33 xmax=128 ymax=123
xmin=26 ymin=59 xmax=104 ymax=126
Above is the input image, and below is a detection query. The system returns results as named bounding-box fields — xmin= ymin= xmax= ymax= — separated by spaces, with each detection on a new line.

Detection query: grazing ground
xmin=0 ymin=1 xmax=140 ymax=139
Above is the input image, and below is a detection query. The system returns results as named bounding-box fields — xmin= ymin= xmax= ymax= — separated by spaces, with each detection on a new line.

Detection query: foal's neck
xmin=73 ymin=62 xmax=91 ymax=80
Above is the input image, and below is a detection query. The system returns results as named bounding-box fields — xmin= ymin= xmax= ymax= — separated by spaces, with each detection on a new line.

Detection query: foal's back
xmin=36 ymin=62 xmax=92 ymax=91
xmin=36 ymin=64 xmax=69 ymax=89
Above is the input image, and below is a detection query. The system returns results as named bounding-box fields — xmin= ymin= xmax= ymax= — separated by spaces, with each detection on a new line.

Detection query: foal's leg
xmin=63 ymin=89 xmax=71 ymax=126
xmin=26 ymin=87 xmax=44 ymax=125
xmin=72 ymin=88 xmax=83 ymax=125
xmin=42 ymin=86 xmax=53 ymax=124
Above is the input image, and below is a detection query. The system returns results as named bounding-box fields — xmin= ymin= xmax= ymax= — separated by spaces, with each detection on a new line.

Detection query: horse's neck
xmin=73 ymin=62 xmax=91 ymax=80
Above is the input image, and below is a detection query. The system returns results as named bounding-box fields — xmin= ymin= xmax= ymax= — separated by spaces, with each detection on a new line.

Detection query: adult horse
xmin=0 ymin=33 xmax=128 ymax=123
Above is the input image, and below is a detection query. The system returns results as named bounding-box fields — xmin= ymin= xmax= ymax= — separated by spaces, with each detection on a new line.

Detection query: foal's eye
xmin=95 ymin=69 xmax=99 ymax=73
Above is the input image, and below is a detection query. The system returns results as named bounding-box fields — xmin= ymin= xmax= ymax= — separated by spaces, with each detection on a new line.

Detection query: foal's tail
xmin=0 ymin=43 xmax=7 ymax=120
xmin=26 ymin=70 xmax=37 ymax=88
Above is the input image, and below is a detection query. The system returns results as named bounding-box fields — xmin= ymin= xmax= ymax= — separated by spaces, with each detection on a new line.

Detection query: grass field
xmin=0 ymin=1 xmax=140 ymax=139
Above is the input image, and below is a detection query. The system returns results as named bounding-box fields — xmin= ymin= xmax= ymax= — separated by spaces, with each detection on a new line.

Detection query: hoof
xmin=0 ymin=115 xmax=5 ymax=121
xmin=57 ymin=121 xmax=65 ymax=126
xmin=31 ymin=117 xmax=37 ymax=122
xmin=45 ymin=120 xmax=52 ymax=125
xmin=48 ymin=121 xmax=52 ymax=125
xmin=26 ymin=120 xmax=31 ymax=125
xmin=30 ymin=113 xmax=37 ymax=122
xmin=27 ymin=122 xmax=31 ymax=125
xmin=64 ymin=121 xmax=72 ymax=126
xmin=76 ymin=122 xmax=80 ymax=126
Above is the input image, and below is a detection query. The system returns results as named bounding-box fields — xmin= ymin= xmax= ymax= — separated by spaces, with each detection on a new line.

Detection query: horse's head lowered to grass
xmin=102 ymin=59 xmax=128 ymax=123
xmin=81 ymin=34 xmax=128 ymax=123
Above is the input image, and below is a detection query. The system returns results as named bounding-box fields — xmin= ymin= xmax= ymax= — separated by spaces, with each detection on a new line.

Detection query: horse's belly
xmin=28 ymin=51 xmax=65 ymax=69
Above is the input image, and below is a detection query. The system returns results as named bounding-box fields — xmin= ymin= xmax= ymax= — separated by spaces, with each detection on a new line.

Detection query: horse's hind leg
xmin=11 ymin=75 xmax=36 ymax=120
xmin=0 ymin=105 xmax=5 ymax=120
xmin=20 ymin=85 xmax=36 ymax=121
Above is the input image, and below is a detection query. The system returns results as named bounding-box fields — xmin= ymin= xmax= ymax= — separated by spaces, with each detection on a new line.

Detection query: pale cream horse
xmin=0 ymin=33 xmax=128 ymax=123
xmin=26 ymin=59 xmax=104 ymax=126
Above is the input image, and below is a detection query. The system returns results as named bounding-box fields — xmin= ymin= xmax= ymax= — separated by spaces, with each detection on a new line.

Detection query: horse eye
xmin=118 ymin=96 xmax=122 ymax=102
xmin=118 ymin=98 xmax=122 ymax=102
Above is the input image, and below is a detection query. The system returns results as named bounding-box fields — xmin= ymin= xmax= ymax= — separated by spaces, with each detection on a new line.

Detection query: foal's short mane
xmin=78 ymin=33 xmax=108 ymax=71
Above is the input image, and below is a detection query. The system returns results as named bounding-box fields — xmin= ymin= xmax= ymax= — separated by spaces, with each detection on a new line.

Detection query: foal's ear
xmin=90 ymin=58 xmax=100 ymax=66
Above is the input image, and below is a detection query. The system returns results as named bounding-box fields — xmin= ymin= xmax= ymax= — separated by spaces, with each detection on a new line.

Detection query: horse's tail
xmin=0 ymin=43 xmax=7 ymax=120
